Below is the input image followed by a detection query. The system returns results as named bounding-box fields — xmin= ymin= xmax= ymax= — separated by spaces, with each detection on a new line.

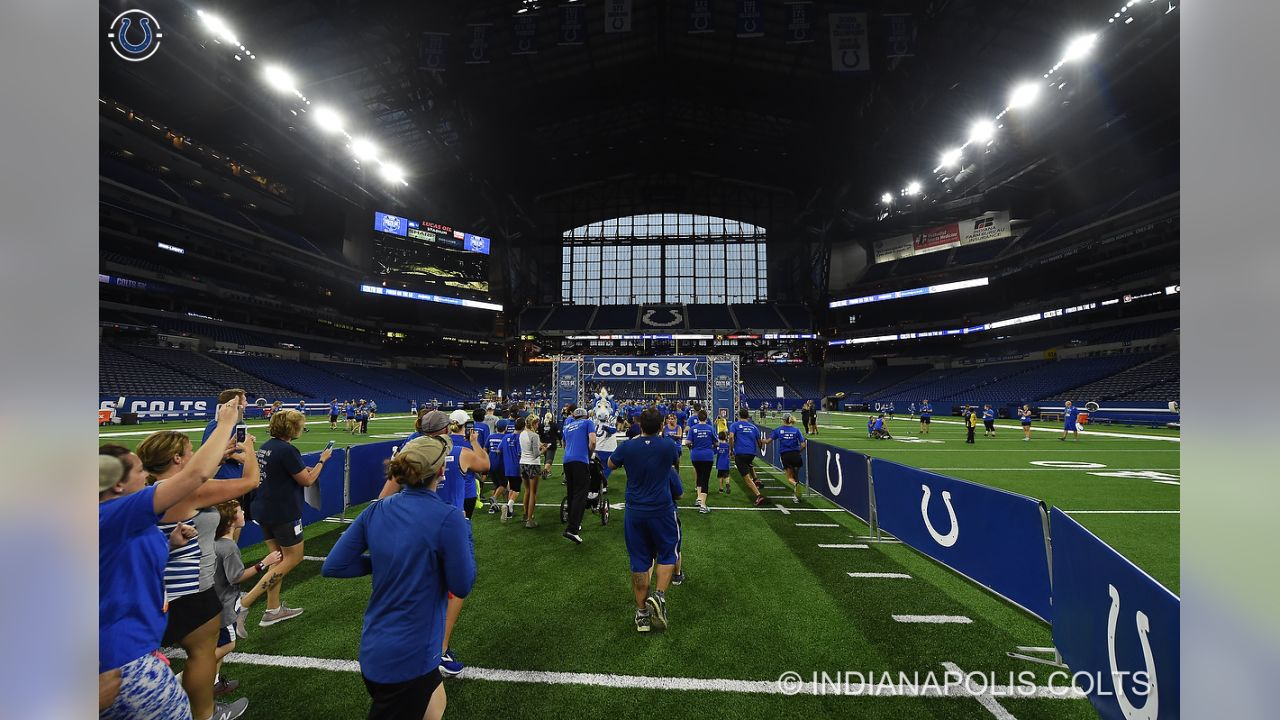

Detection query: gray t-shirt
xmin=213 ymin=537 xmax=246 ymax=626
xmin=195 ymin=507 xmax=220 ymax=591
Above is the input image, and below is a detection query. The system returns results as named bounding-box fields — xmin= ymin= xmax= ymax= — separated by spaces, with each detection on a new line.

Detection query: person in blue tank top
xmin=470 ymin=408 xmax=491 ymax=498
xmin=674 ymin=405 xmax=688 ymax=428
xmin=684 ymin=410 xmax=717 ymax=514
xmin=345 ymin=401 xmax=356 ymax=433
xmin=661 ymin=414 xmax=684 ymax=469
xmin=728 ymin=409 xmax=767 ymax=506
xmin=715 ymin=431 xmax=732 ymax=495
xmin=1019 ymin=404 xmax=1034 ymax=441
xmin=763 ymin=414 xmax=808 ymax=504
xmin=440 ymin=411 xmax=489 ymax=676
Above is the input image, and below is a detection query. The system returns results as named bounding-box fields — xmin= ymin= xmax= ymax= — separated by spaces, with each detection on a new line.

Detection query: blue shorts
xmin=624 ymin=510 xmax=680 ymax=573
xmin=1064 ymin=421 xmax=1077 ymax=431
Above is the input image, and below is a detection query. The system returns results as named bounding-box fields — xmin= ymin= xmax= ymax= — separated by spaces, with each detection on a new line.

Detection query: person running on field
xmin=684 ymin=409 xmax=717 ymax=514
xmin=608 ymin=409 xmax=680 ymax=633
xmin=561 ymin=407 xmax=597 ymax=544
xmin=919 ymin=399 xmax=932 ymax=434
xmin=519 ymin=415 xmax=547 ymax=528
xmin=500 ymin=417 xmax=524 ymax=523
xmin=715 ymin=430 xmax=732 ymax=494
xmin=485 ymin=416 xmax=508 ymax=514
xmin=728 ymin=409 xmax=767 ymax=506
xmin=1019 ymin=404 xmax=1033 ymax=441
xmin=763 ymin=414 xmax=807 ymax=504
xmin=329 ymin=398 xmax=340 ymax=430
xmin=661 ymin=413 xmax=685 ymax=470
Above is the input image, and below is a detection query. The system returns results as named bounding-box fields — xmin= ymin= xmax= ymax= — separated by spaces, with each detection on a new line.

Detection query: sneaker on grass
xmin=672 ymin=572 xmax=684 ymax=586
xmin=635 ymin=610 xmax=651 ymax=633
xmin=233 ymin=606 xmax=250 ymax=639
xmin=213 ymin=678 xmax=240 ymax=697
xmin=563 ymin=530 xmax=583 ymax=544
xmin=440 ymin=649 xmax=464 ymax=677
xmin=645 ymin=592 xmax=668 ymax=631
xmin=211 ymin=697 xmax=249 ymax=720
xmin=753 ymin=494 xmax=768 ymax=507
xmin=697 ymin=503 xmax=710 ymax=514
xmin=259 ymin=605 xmax=303 ymax=627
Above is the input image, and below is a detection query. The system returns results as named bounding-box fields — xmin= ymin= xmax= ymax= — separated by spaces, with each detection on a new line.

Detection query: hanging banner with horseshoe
xmin=870 ymin=458 xmax=1052 ymax=621
xmin=829 ymin=12 xmax=870 ymax=72
xmin=559 ymin=3 xmax=586 ymax=46
xmin=1050 ymin=509 xmax=1179 ymax=720
xmin=736 ymin=0 xmax=764 ymax=38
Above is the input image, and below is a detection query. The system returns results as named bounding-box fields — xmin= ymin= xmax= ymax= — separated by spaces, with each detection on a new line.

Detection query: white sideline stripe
xmin=303 ymin=555 xmax=327 ymax=562
xmin=854 ymin=536 xmax=902 ymax=543
xmin=520 ymin=502 xmax=845 ymax=513
xmin=775 ymin=504 xmax=791 ymax=515
xmin=848 ymin=572 xmax=912 ymax=579
xmin=98 ymin=414 xmax=415 ymax=438
xmin=1062 ymin=510 xmax=1180 ymax=515
xmin=167 ymin=650 xmax=1082 ymax=700
xmin=795 ymin=523 xmax=839 ymax=527
xmin=876 ymin=416 xmax=1179 ymax=443
xmin=941 ymin=662 xmax=1017 ymax=720
xmin=920 ymin=467 xmax=1181 ymax=472
xmin=819 ymin=543 xmax=869 ymax=549
xmin=321 ymin=517 xmax=354 ymax=524
xmin=893 ymin=615 xmax=973 ymax=624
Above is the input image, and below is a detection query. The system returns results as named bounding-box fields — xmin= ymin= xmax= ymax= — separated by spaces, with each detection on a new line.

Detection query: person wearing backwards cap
xmin=324 ymin=434 xmax=476 ymax=720
xmin=561 ymin=406 xmax=597 ymax=544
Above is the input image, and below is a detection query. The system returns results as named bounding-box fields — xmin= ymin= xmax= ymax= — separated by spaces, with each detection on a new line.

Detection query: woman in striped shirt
xmin=136 ymin=429 xmax=263 ymax=720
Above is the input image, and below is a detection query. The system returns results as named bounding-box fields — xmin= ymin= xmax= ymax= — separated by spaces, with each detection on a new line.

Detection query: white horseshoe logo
xmin=1107 ymin=584 xmax=1159 ymax=720
xmin=641 ymin=309 xmax=684 ymax=327
xmin=920 ymin=484 xmax=958 ymax=547
xmin=825 ymin=450 xmax=843 ymax=496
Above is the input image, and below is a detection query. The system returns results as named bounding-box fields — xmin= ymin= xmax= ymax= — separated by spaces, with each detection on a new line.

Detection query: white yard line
xmin=941 ymin=662 xmax=1018 ymax=720
xmin=1061 ymin=510 xmax=1180 ymax=515
xmin=847 ymin=572 xmax=912 ymax=579
xmin=98 ymin=414 xmax=415 ymax=438
xmin=795 ymin=523 xmax=840 ymax=527
xmin=775 ymin=504 xmax=791 ymax=515
xmin=165 ymin=649 xmax=1084 ymax=700
xmin=893 ymin=615 xmax=974 ymax=624
xmin=875 ymin=416 xmax=1180 ymax=443
xmin=819 ymin=543 xmax=869 ymax=549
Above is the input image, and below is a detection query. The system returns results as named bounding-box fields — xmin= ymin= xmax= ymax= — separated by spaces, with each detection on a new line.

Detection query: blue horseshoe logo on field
xmin=1107 ymin=584 xmax=1159 ymax=720
xmin=825 ymin=450 xmax=843 ymax=496
xmin=920 ymin=484 xmax=958 ymax=547
xmin=108 ymin=10 xmax=163 ymax=62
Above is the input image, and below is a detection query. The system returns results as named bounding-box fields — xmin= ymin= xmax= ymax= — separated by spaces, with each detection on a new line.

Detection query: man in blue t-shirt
xmin=919 ymin=399 xmax=933 ymax=435
xmin=485 ymin=427 xmax=508 ymax=514
xmin=560 ymin=408 xmax=597 ymax=543
xmin=764 ymin=414 xmax=808 ymax=503
xmin=201 ymin=389 xmax=247 ymax=480
xmin=608 ymin=408 xmax=680 ymax=633
xmin=1061 ymin=400 xmax=1081 ymax=442
xmin=982 ymin=404 xmax=997 ymax=437
xmin=328 ymin=398 xmax=340 ymax=429
xmin=684 ymin=410 xmax=717 ymax=514
xmin=727 ymin=409 xmax=767 ymax=506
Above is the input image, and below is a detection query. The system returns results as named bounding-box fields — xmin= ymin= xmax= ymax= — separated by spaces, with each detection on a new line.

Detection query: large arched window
xmin=561 ymin=213 xmax=767 ymax=305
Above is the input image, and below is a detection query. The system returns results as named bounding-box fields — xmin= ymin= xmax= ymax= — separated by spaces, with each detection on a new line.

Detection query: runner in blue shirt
xmin=329 ymin=398 xmax=340 ymax=429
xmin=345 ymin=401 xmax=356 ymax=433
xmin=1061 ymin=400 xmax=1081 ymax=442
xmin=763 ymin=414 xmax=808 ymax=504
xmin=919 ymin=399 xmax=933 ymax=435
xmin=560 ymin=408 xmax=597 ymax=543
xmin=982 ymin=404 xmax=997 ymax=437
xmin=684 ymin=410 xmax=717 ymax=514
xmin=727 ymin=409 xmax=767 ymax=506
xmin=607 ymin=408 xmax=679 ymax=633
xmin=661 ymin=414 xmax=684 ymax=469
xmin=715 ymin=431 xmax=732 ymax=494
xmin=485 ymin=427 xmax=508 ymax=514
xmin=500 ymin=418 xmax=523 ymax=523
xmin=1019 ymin=404 xmax=1034 ymax=441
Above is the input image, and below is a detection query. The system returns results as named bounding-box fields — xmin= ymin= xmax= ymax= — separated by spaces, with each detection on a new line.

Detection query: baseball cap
xmin=572 ymin=407 xmax=588 ymax=418
xmin=418 ymin=410 xmax=451 ymax=434
xmin=448 ymin=409 xmax=470 ymax=425
xmin=397 ymin=436 xmax=453 ymax=480
xmin=99 ymin=455 xmax=124 ymax=493
xmin=783 ymin=413 xmax=794 ymax=422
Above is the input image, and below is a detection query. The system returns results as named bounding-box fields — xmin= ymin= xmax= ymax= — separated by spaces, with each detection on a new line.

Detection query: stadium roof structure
xmin=99 ymin=0 xmax=1178 ymax=250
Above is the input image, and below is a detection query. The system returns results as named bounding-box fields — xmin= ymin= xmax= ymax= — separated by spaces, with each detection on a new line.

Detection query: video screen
xmin=371 ymin=211 xmax=492 ymax=296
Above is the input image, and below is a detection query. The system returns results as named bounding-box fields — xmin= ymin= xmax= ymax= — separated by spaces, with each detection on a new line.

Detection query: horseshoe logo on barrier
xmin=825 ymin=450 xmax=843 ymax=496
xmin=920 ymin=484 xmax=958 ymax=547
xmin=1107 ymin=584 xmax=1159 ymax=720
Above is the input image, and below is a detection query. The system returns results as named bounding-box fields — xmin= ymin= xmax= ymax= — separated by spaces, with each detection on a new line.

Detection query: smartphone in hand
xmin=325 ymin=439 xmax=336 ymax=450
xmin=236 ymin=424 xmax=247 ymax=443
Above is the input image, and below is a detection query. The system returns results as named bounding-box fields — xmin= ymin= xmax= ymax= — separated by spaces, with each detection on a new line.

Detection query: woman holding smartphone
xmin=233 ymin=410 xmax=332 ymax=637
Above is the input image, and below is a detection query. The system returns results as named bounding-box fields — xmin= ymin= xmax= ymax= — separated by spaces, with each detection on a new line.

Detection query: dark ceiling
xmin=100 ymin=0 xmax=1176 ymax=244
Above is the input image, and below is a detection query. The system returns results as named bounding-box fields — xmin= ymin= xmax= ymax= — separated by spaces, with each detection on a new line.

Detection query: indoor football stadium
xmin=97 ymin=2 xmax=1180 ymax=719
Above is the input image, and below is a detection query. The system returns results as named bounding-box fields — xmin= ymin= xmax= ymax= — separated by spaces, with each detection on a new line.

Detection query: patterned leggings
xmin=100 ymin=652 xmax=191 ymax=719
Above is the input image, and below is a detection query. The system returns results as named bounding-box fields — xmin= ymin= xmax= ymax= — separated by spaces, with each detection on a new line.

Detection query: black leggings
xmin=463 ymin=496 xmax=476 ymax=519
xmin=563 ymin=461 xmax=590 ymax=534
xmin=692 ymin=461 xmax=712 ymax=494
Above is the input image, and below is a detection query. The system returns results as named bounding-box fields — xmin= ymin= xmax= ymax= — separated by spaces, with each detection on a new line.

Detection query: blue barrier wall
xmin=1050 ymin=508 xmax=1179 ymax=720
xmin=870 ymin=458 xmax=1053 ymax=622
xmin=348 ymin=440 xmax=401 ymax=505
xmin=804 ymin=441 xmax=870 ymax=522
xmin=237 ymin=447 xmax=346 ymax=548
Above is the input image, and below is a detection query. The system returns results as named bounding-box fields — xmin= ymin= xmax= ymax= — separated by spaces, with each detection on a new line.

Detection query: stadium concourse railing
xmin=756 ymin=428 xmax=1179 ymax=720
xmin=244 ymin=433 xmax=1178 ymax=720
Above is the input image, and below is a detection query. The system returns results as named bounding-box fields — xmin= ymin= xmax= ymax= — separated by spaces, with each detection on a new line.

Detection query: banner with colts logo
xmin=512 ymin=13 xmax=539 ymax=55
xmin=464 ymin=24 xmax=491 ymax=64
xmin=688 ymin=0 xmax=714 ymax=34
xmin=829 ymin=12 xmax=870 ymax=72
xmin=736 ymin=0 xmax=764 ymax=38
xmin=1050 ymin=509 xmax=1179 ymax=720
xmin=605 ymin=0 xmax=632 ymax=33
xmin=784 ymin=2 xmax=815 ymax=44
xmin=870 ymin=458 xmax=1053 ymax=621
xmin=712 ymin=361 xmax=737 ymax=424
xmin=559 ymin=3 xmax=586 ymax=45
xmin=805 ymin=441 xmax=870 ymax=522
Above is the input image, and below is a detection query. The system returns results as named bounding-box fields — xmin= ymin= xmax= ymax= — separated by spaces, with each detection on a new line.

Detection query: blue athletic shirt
xmin=729 ymin=421 xmax=761 ymax=456
xmin=675 ymin=410 xmax=688 ymax=427
xmin=321 ymin=486 xmax=475 ymax=684
xmin=686 ymin=422 xmax=717 ymax=462
xmin=330 ymin=401 xmax=340 ymax=415
xmin=99 ymin=485 xmax=168 ymax=672
xmin=872 ymin=418 xmax=884 ymax=432
xmin=201 ymin=418 xmax=243 ymax=479
xmin=771 ymin=425 xmax=806 ymax=454
xmin=982 ymin=408 xmax=995 ymax=422
xmin=610 ymin=435 xmax=680 ymax=515
xmin=920 ymin=404 xmax=932 ymax=417
xmin=501 ymin=432 xmax=521 ymax=477
xmin=438 ymin=435 xmax=469 ymax=509
xmin=472 ymin=423 xmax=491 ymax=457
xmin=562 ymin=418 xmax=596 ymax=464
xmin=346 ymin=405 xmax=355 ymax=418
xmin=1021 ymin=410 xmax=1033 ymax=424
xmin=716 ymin=440 xmax=731 ymax=471
xmin=1064 ymin=406 xmax=1080 ymax=425
xmin=486 ymin=433 xmax=506 ymax=476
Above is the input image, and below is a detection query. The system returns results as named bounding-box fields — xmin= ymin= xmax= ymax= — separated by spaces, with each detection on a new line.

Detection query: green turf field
xmin=99 ymin=410 xmax=1178 ymax=719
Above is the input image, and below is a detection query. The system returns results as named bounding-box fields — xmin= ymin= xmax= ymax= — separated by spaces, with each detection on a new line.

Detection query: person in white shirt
xmin=519 ymin=417 xmax=548 ymax=527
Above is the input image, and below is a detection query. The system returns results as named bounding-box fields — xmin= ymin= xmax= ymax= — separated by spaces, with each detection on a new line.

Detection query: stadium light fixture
xmin=379 ymin=162 xmax=407 ymax=185
xmin=1008 ymin=82 xmax=1041 ymax=109
xmin=968 ymin=119 xmax=996 ymax=145
xmin=312 ymin=105 xmax=345 ymax=133
xmin=263 ymin=64 xmax=298 ymax=94
xmin=196 ymin=10 xmax=239 ymax=45
xmin=1062 ymin=33 xmax=1098 ymax=63
xmin=350 ymin=138 xmax=380 ymax=162
xmin=904 ymin=181 xmax=922 ymax=196
xmin=880 ymin=192 xmax=894 ymax=205
xmin=939 ymin=148 xmax=963 ymax=168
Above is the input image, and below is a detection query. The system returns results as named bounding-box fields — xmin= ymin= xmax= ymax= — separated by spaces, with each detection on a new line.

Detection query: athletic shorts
xmin=692 ymin=460 xmax=713 ymax=493
xmin=543 ymin=446 xmax=558 ymax=465
xmin=492 ymin=474 xmax=508 ymax=489
xmin=363 ymin=668 xmax=443 ymax=720
xmin=624 ymin=511 xmax=680 ymax=573
xmin=984 ymin=420 xmax=995 ymax=430
xmin=463 ymin=496 xmax=477 ymax=520
xmin=161 ymin=587 xmax=222 ymax=646
xmin=329 ymin=414 xmax=339 ymax=422
xmin=921 ymin=416 xmax=931 ymax=424
xmin=100 ymin=652 xmax=191 ymax=720
xmin=1022 ymin=421 xmax=1032 ymax=427
xmin=734 ymin=453 xmax=756 ymax=476
xmin=218 ymin=624 xmax=235 ymax=649
xmin=520 ymin=464 xmax=541 ymax=483
xmin=506 ymin=474 xmax=523 ymax=493
xmin=260 ymin=518 xmax=304 ymax=548
xmin=781 ymin=451 xmax=804 ymax=469
xmin=717 ymin=466 xmax=731 ymax=478
xmin=1064 ymin=421 xmax=1077 ymax=431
